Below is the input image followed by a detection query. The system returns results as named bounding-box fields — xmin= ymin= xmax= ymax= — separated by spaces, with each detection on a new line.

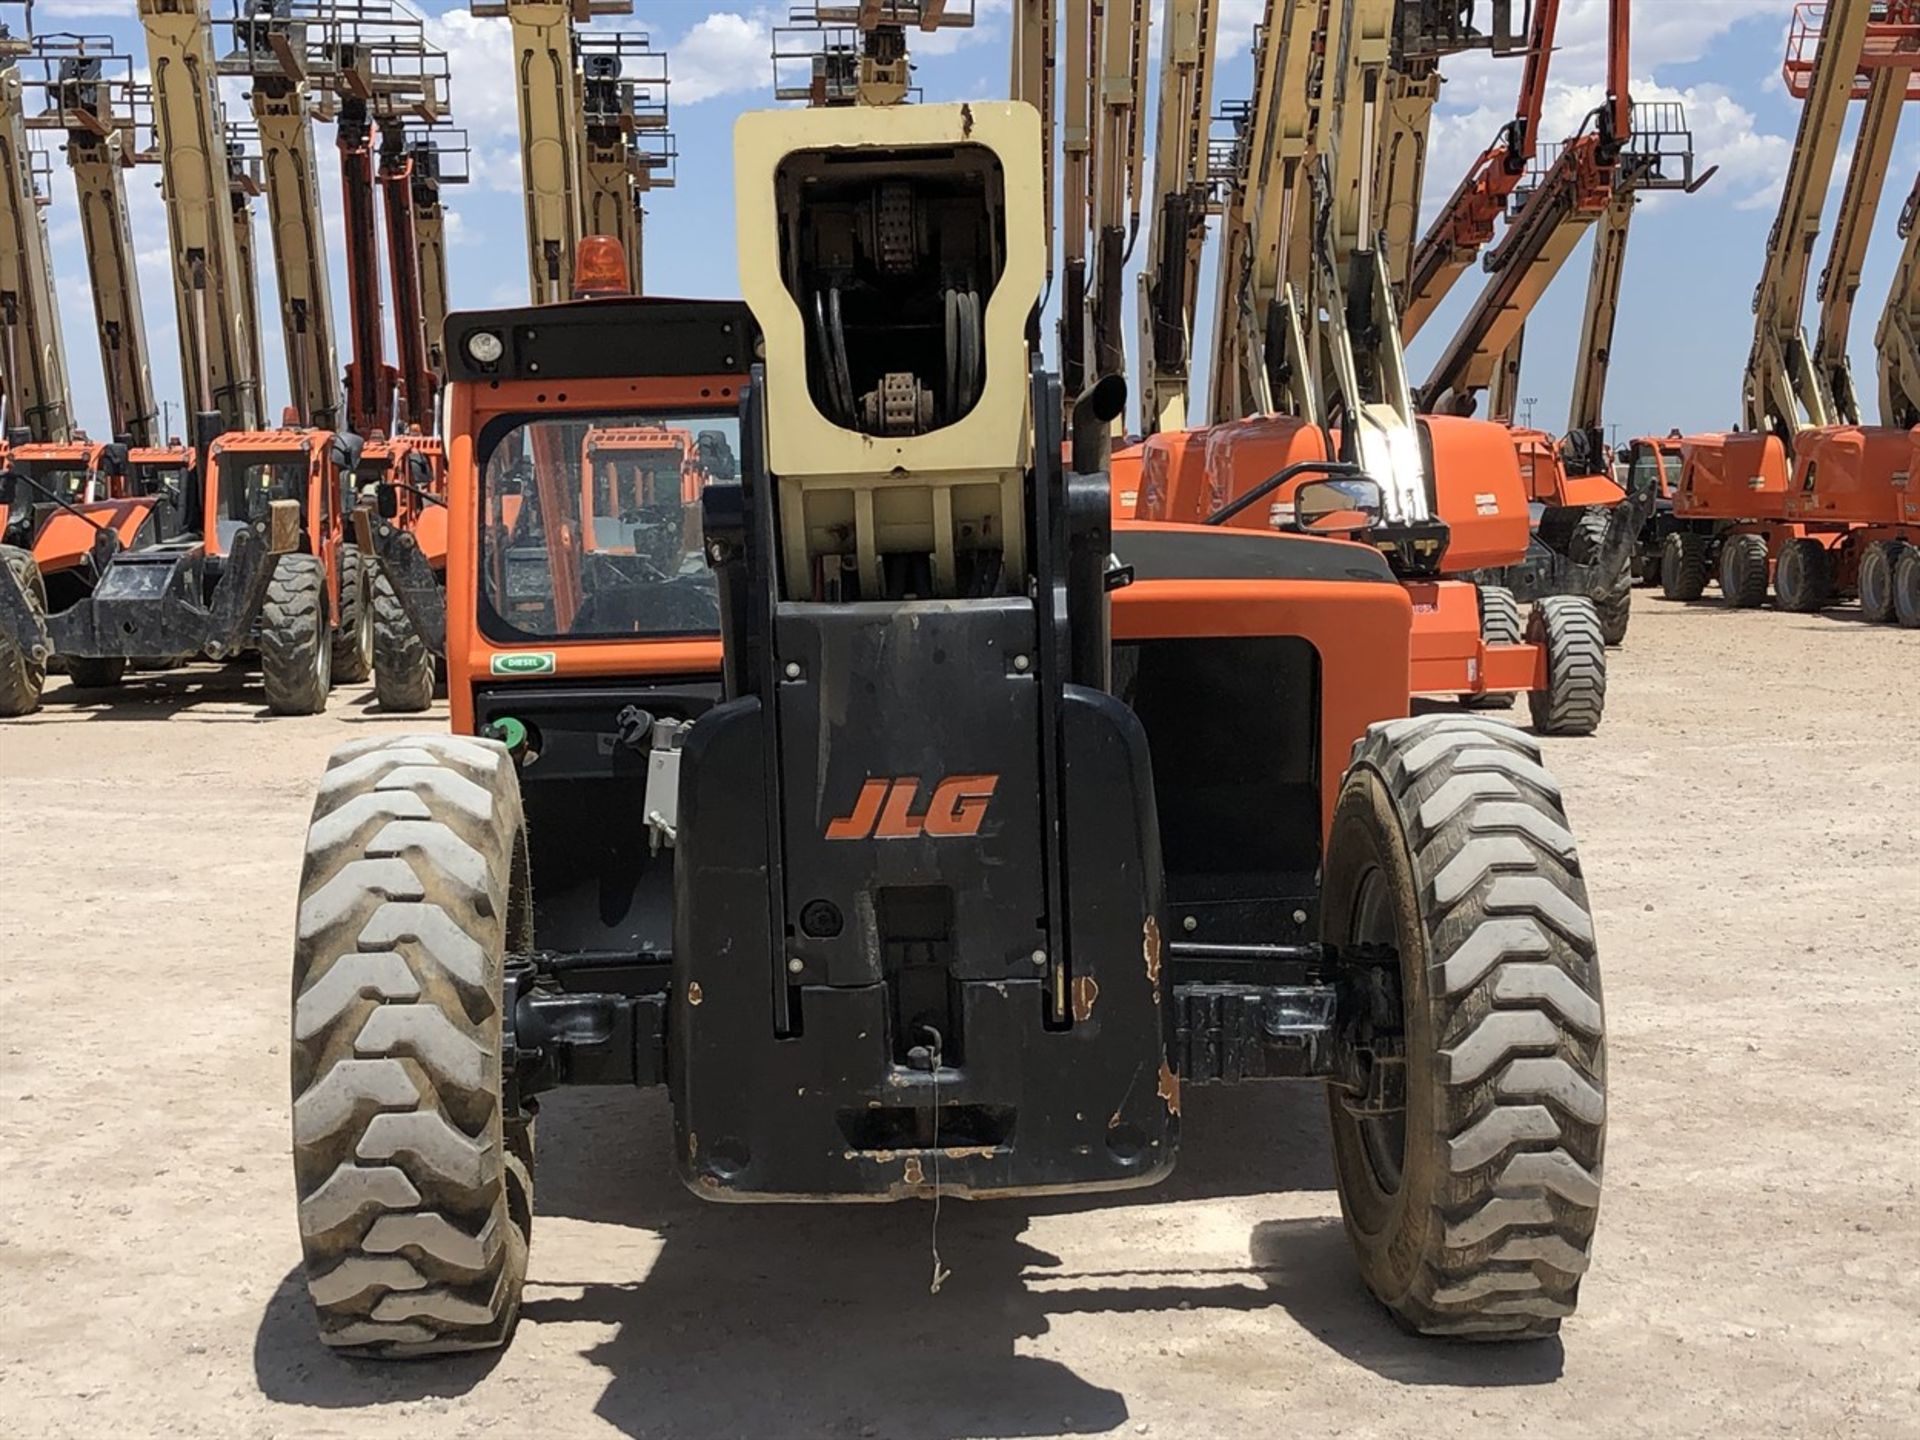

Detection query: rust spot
xmin=697 ymin=1174 xmax=721 ymax=1191
xmin=686 ymin=981 xmax=703 ymax=1007
xmin=1071 ymin=974 xmax=1100 ymax=1023
xmin=1156 ymin=1061 xmax=1182 ymax=1116
xmin=1144 ymin=915 xmax=1162 ymax=999
xmin=903 ymin=1156 xmax=925 ymax=1186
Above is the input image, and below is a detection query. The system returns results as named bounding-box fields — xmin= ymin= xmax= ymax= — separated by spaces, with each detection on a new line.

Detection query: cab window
xmin=478 ymin=412 xmax=739 ymax=642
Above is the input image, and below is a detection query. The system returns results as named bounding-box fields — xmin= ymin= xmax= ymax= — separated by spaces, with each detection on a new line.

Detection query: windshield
xmin=1630 ymin=449 xmax=1682 ymax=494
xmin=480 ymin=412 xmax=738 ymax=641
xmin=219 ymin=452 xmax=308 ymax=524
xmin=15 ymin=460 xmax=94 ymax=501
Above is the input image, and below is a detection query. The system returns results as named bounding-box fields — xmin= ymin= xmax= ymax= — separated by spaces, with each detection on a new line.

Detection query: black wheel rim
xmin=1349 ymin=865 xmax=1407 ymax=1199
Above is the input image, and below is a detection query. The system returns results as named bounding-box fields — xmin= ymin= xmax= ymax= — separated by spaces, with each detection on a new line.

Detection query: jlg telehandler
xmin=289 ymin=102 xmax=1607 ymax=1355
xmin=0 ymin=438 xmax=166 ymax=711
xmin=0 ymin=423 xmax=372 ymax=714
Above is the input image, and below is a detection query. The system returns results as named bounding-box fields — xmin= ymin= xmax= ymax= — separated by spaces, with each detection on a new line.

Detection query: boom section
xmin=1813 ymin=59 xmax=1912 ymax=425
xmin=1136 ymin=0 xmax=1219 ymax=434
xmin=1743 ymin=0 xmax=1874 ymax=439
xmin=37 ymin=38 xmax=160 ymax=446
xmin=1876 ymin=172 xmax=1920 ymax=427
xmin=1 ymin=21 xmax=73 ymax=443
xmin=140 ymin=0 xmax=262 ymax=432
xmin=220 ymin=0 xmax=340 ymax=429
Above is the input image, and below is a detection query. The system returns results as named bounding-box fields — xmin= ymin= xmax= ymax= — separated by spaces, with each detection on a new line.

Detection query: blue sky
xmin=16 ymin=0 xmax=1918 ymax=443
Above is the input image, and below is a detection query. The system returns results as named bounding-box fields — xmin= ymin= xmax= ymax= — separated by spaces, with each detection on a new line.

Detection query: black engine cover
xmin=670 ymin=599 xmax=1174 ymax=1200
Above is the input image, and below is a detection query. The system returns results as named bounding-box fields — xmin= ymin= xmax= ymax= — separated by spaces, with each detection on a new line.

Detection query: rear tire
xmin=332 ymin=545 xmax=374 ymax=684
xmin=291 ymin=733 xmax=534 ymax=1356
xmin=1857 ymin=541 xmax=1902 ymax=624
xmin=261 ymin=553 xmax=333 ymax=716
xmin=1895 ymin=547 xmax=1920 ymax=630
xmin=66 ymin=656 xmax=127 ymax=689
xmin=1324 ymin=716 xmax=1605 ymax=1339
xmin=1772 ymin=538 xmax=1832 ymax=613
xmin=371 ymin=567 xmax=435 ymax=713
xmin=1567 ymin=509 xmax=1631 ymax=647
xmin=1461 ymin=585 xmax=1519 ymax=711
xmin=1660 ymin=533 xmax=1707 ymax=601
xmin=1718 ymin=533 xmax=1770 ymax=608
xmin=1525 ymin=596 xmax=1605 ymax=737
xmin=0 ymin=545 xmax=46 ymax=717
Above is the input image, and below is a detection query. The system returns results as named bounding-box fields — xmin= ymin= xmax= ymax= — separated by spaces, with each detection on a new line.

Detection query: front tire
xmin=1324 ymin=716 xmax=1605 ymax=1339
xmin=261 ymin=553 xmax=333 ymax=716
xmin=1525 ymin=596 xmax=1605 ymax=737
xmin=1772 ymin=538 xmax=1832 ymax=613
xmin=1660 ymin=532 xmax=1707 ymax=601
xmin=1858 ymin=541 xmax=1902 ymax=624
xmin=1895 ymin=547 xmax=1920 ymax=630
xmin=332 ymin=544 xmax=374 ymax=684
xmin=1567 ymin=509 xmax=1631 ymax=647
xmin=291 ymin=733 xmax=534 ymax=1356
xmin=0 ymin=545 xmax=47 ymax=717
xmin=1718 ymin=533 xmax=1770 ymax=609
xmin=1461 ymin=584 xmax=1519 ymax=711
xmin=371 ymin=566 xmax=435 ymax=713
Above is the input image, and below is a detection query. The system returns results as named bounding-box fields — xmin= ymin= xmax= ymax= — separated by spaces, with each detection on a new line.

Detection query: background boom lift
xmin=1661 ymin=0 xmax=1919 ymax=627
xmin=1875 ymin=172 xmax=1920 ymax=427
xmin=221 ymin=0 xmax=341 ymax=429
xmin=1 ymin=7 xmax=72 ymax=444
xmin=1811 ymin=48 xmax=1914 ymax=425
xmin=1204 ymin=0 xmax=1321 ymax=425
xmin=1375 ymin=1 xmax=1532 ymax=301
xmin=31 ymin=34 xmax=159 ymax=448
xmin=140 ymin=0 xmax=263 ymax=437
xmin=1135 ymin=0 xmax=1218 ymax=435
xmin=1402 ymin=0 xmax=1558 ymax=341
xmin=470 ymin=0 xmax=628 ymax=304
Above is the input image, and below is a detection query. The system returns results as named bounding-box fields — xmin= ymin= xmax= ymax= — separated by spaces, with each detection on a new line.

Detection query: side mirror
xmin=375 ymin=482 xmax=399 ymax=520
xmin=1290 ymin=476 xmax=1384 ymax=535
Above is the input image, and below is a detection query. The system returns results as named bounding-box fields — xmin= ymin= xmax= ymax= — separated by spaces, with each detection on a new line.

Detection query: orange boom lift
xmin=1661 ymin=0 xmax=1917 ymax=624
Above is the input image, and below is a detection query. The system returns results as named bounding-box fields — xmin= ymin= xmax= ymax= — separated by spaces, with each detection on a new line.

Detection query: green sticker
xmin=490 ymin=651 xmax=556 ymax=676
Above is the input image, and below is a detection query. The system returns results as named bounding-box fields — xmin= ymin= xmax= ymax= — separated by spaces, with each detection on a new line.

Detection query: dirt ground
xmin=1 ymin=595 xmax=1916 ymax=1440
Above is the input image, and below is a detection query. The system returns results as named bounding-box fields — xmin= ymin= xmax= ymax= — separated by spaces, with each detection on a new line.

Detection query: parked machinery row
xmin=0 ymin=0 xmax=694 ymax=718
xmin=1657 ymin=0 xmax=1918 ymax=627
xmin=1119 ymin=0 xmax=1719 ymax=734
xmin=0 ymin=1 xmax=463 ymax=716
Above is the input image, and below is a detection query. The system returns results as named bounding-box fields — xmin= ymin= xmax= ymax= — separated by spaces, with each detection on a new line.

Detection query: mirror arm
xmin=1203 ymin=460 xmax=1371 ymax=527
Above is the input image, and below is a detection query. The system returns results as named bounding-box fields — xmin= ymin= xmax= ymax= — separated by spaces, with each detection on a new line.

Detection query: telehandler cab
xmin=290 ymin=102 xmax=1607 ymax=1356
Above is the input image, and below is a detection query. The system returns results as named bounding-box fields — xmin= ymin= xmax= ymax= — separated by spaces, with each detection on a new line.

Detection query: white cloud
xmin=29 ymin=0 xmax=129 ymax=16
xmin=672 ymin=11 xmax=773 ymax=106
xmin=422 ymin=9 xmax=519 ymax=141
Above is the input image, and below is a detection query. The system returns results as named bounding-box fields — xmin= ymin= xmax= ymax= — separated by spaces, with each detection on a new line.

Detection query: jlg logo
xmin=824 ymin=775 xmax=999 ymax=841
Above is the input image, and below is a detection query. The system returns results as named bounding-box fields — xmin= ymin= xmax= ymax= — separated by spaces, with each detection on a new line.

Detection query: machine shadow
xmin=251 ymin=1075 xmax=1559 ymax=1423
xmin=252 ymin=1266 xmax=509 ymax=1408
xmin=519 ymin=1079 xmax=1553 ymax=1433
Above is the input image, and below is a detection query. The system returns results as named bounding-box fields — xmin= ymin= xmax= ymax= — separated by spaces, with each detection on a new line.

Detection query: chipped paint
xmin=943 ymin=1145 xmax=996 ymax=1160
xmin=686 ymin=981 xmax=703 ymax=1007
xmin=1156 ymin=1060 xmax=1182 ymax=1115
xmin=687 ymin=1131 xmax=699 ymax=1162
xmin=1143 ymin=915 xmax=1162 ymax=997
xmin=1071 ymin=974 xmax=1100 ymax=1023
xmin=902 ymin=1156 xmax=925 ymax=1186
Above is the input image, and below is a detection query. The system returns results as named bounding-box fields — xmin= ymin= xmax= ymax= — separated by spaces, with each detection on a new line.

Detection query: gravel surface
xmin=1 ymin=595 xmax=1915 ymax=1439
